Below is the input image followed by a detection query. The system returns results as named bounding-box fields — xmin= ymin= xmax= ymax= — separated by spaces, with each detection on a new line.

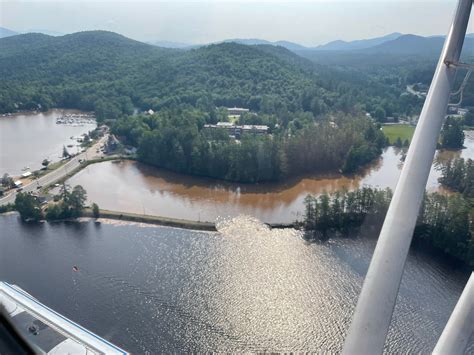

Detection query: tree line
xmin=440 ymin=117 xmax=465 ymax=149
xmin=14 ymin=185 xmax=90 ymax=222
xmin=112 ymin=109 xmax=387 ymax=182
xmin=438 ymin=158 xmax=474 ymax=199
xmin=303 ymin=187 xmax=473 ymax=266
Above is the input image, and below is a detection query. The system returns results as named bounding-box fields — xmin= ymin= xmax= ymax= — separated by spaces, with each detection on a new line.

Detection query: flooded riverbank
xmin=67 ymin=131 xmax=474 ymax=223
xmin=0 ymin=109 xmax=96 ymax=176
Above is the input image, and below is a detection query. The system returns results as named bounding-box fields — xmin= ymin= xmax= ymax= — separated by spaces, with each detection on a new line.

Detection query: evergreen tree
xmin=92 ymin=203 xmax=100 ymax=218
xmin=15 ymin=192 xmax=43 ymax=222
xmin=440 ymin=117 xmax=465 ymax=149
xmin=394 ymin=137 xmax=403 ymax=148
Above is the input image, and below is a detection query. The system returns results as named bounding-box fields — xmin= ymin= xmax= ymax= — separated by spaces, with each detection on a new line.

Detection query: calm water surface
xmin=68 ymin=131 xmax=474 ymax=223
xmin=0 ymin=109 xmax=96 ymax=176
xmin=0 ymin=214 xmax=470 ymax=353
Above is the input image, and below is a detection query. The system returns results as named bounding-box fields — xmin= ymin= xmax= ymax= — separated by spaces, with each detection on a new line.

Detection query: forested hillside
xmin=0 ymin=31 xmax=327 ymax=116
xmin=0 ymin=30 xmax=420 ymax=120
xmin=298 ymin=35 xmax=474 ymax=110
xmin=0 ymin=31 xmax=173 ymax=115
xmin=0 ymin=30 xmax=409 ymax=182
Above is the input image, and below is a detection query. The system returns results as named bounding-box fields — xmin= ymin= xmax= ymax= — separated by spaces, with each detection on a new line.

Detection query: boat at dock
xmin=56 ymin=113 xmax=96 ymax=126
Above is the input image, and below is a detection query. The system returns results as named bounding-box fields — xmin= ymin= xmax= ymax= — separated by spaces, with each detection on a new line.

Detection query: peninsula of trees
xmin=112 ymin=109 xmax=386 ymax=182
xmin=14 ymin=185 xmax=88 ymax=222
xmin=303 ymin=187 xmax=474 ymax=266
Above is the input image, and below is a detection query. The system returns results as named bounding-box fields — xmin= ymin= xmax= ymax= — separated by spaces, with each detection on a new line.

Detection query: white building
xmin=204 ymin=122 xmax=269 ymax=137
xmin=227 ymin=107 xmax=250 ymax=116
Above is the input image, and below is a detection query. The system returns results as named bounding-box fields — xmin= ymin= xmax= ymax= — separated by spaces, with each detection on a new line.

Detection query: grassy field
xmin=382 ymin=124 xmax=416 ymax=145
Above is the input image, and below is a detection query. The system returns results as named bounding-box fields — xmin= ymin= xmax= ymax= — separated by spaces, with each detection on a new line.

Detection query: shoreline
xmin=81 ymin=208 xmax=298 ymax=231
xmin=82 ymin=208 xmax=218 ymax=231
xmin=0 ymin=208 xmax=298 ymax=232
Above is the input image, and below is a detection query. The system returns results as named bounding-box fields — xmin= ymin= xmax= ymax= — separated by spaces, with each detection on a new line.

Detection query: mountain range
xmin=147 ymin=33 xmax=405 ymax=51
xmin=0 ymin=30 xmax=338 ymax=115
xmin=2 ymin=28 xmax=468 ymax=121
xmin=242 ymin=33 xmax=474 ymax=57
xmin=147 ymin=32 xmax=474 ymax=57
xmin=2 ymin=25 xmax=473 ymax=58
xmin=313 ymin=32 xmax=403 ymax=51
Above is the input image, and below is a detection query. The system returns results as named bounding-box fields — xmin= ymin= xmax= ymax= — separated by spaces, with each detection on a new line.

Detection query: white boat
xmin=0 ymin=282 xmax=127 ymax=354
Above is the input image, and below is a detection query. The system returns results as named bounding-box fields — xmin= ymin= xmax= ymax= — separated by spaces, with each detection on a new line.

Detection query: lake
xmin=66 ymin=131 xmax=474 ymax=223
xmin=0 ymin=214 xmax=471 ymax=353
xmin=0 ymin=109 xmax=96 ymax=176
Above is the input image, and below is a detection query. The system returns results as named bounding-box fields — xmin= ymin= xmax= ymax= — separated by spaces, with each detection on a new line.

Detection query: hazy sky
xmin=1 ymin=0 xmax=473 ymax=45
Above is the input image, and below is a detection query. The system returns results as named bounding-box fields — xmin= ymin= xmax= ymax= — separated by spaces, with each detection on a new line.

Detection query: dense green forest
xmin=14 ymin=185 xmax=87 ymax=222
xmin=112 ymin=109 xmax=386 ymax=182
xmin=440 ymin=116 xmax=465 ymax=149
xmin=2 ymin=30 xmax=470 ymax=182
xmin=0 ymin=31 xmax=424 ymax=120
xmin=303 ymin=187 xmax=474 ymax=266
xmin=299 ymin=37 xmax=474 ymax=114
xmin=439 ymin=158 xmax=474 ymax=199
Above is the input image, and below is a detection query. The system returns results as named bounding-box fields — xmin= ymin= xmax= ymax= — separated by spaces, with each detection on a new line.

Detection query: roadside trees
xmin=92 ymin=203 xmax=100 ymax=218
xmin=1 ymin=174 xmax=14 ymax=188
xmin=62 ymin=146 xmax=70 ymax=159
xmin=15 ymin=192 xmax=43 ymax=222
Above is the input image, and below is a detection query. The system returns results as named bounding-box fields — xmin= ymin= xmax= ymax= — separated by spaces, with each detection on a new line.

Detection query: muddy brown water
xmin=67 ymin=131 xmax=473 ymax=223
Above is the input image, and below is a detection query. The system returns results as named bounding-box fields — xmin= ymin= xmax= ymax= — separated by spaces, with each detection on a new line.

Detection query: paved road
xmin=0 ymin=136 xmax=108 ymax=206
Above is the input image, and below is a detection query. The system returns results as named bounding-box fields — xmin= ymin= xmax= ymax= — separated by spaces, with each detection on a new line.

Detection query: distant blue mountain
xmin=149 ymin=40 xmax=194 ymax=49
xmin=222 ymin=38 xmax=308 ymax=51
xmin=0 ymin=27 xmax=19 ymax=38
xmin=223 ymin=38 xmax=273 ymax=46
xmin=314 ymin=32 xmax=403 ymax=51
xmin=150 ymin=38 xmax=309 ymax=51
xmin=26 ymin=29 xmax=65 ymax=36
xmin=127 ymin=32 xmax=474 ymax=55
xmin=274 ymin=40 xmax=308 ymax=51
xmin=184 ymin=33 xmax=404 ymax=52
xmin=0 ymin=27 xmax=67 ymax=39
xmin=365 ymin=34 xmax=474 ymax=56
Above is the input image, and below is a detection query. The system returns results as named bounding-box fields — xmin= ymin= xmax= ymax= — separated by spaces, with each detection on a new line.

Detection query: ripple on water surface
xmin=0 ymin=214 xmax=470 ymax=353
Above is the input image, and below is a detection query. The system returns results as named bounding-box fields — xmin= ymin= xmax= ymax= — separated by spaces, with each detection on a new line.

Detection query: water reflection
xmin=0 ymin=109 xmax=96 ymax=176
xmin=67 ymin=131 xmax=474 ymax=223
xmin=0 ymin=214 xmax=470 ymax=353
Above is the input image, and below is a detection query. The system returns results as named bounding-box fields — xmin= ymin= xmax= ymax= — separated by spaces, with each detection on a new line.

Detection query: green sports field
xmin=382 ymin=124 xmax=415 ymax=145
